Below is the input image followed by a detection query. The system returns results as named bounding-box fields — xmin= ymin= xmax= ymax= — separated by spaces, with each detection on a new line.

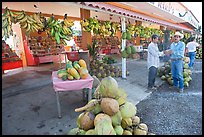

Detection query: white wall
xmin=2 ymin=2 xmax=80 ymax=17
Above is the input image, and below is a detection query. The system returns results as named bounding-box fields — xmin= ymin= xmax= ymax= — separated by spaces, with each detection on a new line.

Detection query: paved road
xmin=136 ymin=60 xmax=202 ymax=135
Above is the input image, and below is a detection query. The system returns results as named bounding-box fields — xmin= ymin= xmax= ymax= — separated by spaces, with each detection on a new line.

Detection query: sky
xmin=181 ymin=2 xmax=202 ymax=27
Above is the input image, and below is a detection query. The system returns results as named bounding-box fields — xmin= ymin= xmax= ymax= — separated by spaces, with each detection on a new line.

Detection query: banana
xmin=3 ymin=27 xmax=8 ymax=38
xmin=3 ymin=7 xmax=10 ymax=16
xmin=27 ymin=15 xmax=37 ymax=24
xmin=32 ymin=23 xmax=41 ymax=30
xmin=26 ymin=23 xmax=31 ymax=32
xmin=7 ymin=16 xmax=12 ymax=25
xmin=8 ymin=9 xmax=15 ymax=18
xmin=2 ymin=28 xmax=5 ymax=38
xmin=62 ymin=27 xmax=68 ymax=35
xmin=33 ymin=13 xmax=42 ymax=23
xmin=19 ymin=15 xmax=28 ymax=24
xmin=67 ymin=28 xmax=72 ymax=35
xmin=16 ymin=12 xmax=25 ymax=20
xmin=2 ymin=19 xmax=8 ymax=28
xmin=37 ymin=22 xmax=44 ymax=29
xmin=7 ymin=24 xmax=11 ymax=34
xmin=31 ymin=24 xmax=39 ymax=32
xmin=51 ymin=27 xmax=55 ymax=36
xmin=2 ymin=15 xmax=7 ymax=20
xmin=48 ymin=19 xmax=56 ymax=27
xmin=55 ymin=31 xmax=61 ymax=44
xmin=20 ymin=22 xmax=28 ymax=29
xmin=13 ymin=10 xmax=24 ymax=15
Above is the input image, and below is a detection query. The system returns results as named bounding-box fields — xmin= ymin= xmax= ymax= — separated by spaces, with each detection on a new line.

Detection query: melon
xmin=111 ymin=111 xmax=122 ymax=127
xmin=114 ymin=125 xmax=124 ymax=135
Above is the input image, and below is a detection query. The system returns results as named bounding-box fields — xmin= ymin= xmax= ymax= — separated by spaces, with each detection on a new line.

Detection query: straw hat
xmin=174 ymin=31 xmax=184 ymax=39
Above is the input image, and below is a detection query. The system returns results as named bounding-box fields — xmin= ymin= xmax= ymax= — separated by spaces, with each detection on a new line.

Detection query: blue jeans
xmin=188 ymin=52 xmax=196 ymax=68
xmin=171 ymin=60 xmax=184 ymax=90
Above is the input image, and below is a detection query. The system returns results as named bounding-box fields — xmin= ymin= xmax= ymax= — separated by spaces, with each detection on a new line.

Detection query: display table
xmin=52 ymin=71 xmax=94 ymax=118
xmin=2 ymin=60 xmax=23 ymax=73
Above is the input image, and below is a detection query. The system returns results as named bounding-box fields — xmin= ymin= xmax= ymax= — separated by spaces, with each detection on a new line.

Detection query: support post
xmin=121 ymin=17 xmax=126 ymax=79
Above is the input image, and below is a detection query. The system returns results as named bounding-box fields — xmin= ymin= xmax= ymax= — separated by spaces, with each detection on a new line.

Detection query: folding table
xmin=52 ymin=71 xmax=94 ymax=118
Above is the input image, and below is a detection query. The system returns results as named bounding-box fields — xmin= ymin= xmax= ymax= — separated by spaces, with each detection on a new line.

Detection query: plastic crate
xmin=67 ymin=51 xmax=79 ymax=62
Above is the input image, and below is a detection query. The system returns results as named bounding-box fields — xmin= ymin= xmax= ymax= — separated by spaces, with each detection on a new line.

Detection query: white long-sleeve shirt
xmin=147 ymin=42 xmax=164 ymax=69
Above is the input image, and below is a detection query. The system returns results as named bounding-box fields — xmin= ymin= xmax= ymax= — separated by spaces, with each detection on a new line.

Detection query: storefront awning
xmin=75 ymin=2 xmax=193 ymax=32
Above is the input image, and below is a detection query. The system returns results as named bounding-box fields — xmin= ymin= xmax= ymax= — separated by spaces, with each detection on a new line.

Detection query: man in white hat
xmin=166 ymin=31 xmax=185 ymax=93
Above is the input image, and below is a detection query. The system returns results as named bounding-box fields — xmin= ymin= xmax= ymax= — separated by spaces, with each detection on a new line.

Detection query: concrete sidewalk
xmin=2 ymin=59 xmax=164 ymax=135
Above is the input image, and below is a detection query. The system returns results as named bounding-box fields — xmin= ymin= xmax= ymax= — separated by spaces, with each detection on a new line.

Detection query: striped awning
xmin=76 ymin=2 xmax=193 ymax=32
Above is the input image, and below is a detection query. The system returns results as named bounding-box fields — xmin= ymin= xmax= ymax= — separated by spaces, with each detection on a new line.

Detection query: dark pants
xmin=148 ymin=66 xmax=158 ymax=88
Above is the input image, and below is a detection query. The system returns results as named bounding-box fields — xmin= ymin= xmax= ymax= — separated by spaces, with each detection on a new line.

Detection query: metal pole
xmin=121 ymin=17 xmax=126 ymax=79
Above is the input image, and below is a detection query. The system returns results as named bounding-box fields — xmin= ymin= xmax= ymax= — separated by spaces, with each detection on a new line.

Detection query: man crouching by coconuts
xmin=147 ymin=34 xmax=168 ymax=91
xmin=166 ymin=31 xmax=185 ymax=93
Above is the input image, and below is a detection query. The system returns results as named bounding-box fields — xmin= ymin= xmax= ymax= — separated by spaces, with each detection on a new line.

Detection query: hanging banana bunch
xmin=2 ymin=7 xmax=14 ymax=40
xmin=46 ymin=14 xmax=72 ymax=44
xmin=110 ymin=22 xmax=120 ymax=36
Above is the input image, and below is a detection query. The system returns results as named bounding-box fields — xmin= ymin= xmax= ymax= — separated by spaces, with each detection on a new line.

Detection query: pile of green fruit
xmin=68 ymin=76 xmax=155 ymax=135
xmin=157 ymin=57 xmax=192 ymax=87
xmin=89 ymin=60 xmax=129 ymax=79
xmin=196 ymin=47 xmax=202 ymax=59
xmin=102 ymin=55 xmax=117 ymax=64
xmin=121 ymin=45 xmax=136 ymax=58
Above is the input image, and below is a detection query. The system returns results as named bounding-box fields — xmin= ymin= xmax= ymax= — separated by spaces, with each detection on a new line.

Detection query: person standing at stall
xmin=186 ymin=37 xmax=200 ymax=69
xmin=147 ymin=34 xmax=166 ymax=90
xmin=167 ymin=31 xmax=186 ymax=93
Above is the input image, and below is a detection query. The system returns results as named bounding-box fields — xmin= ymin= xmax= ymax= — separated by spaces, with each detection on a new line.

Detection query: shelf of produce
xmin=2 ymin=60 xmax=23 ymax=71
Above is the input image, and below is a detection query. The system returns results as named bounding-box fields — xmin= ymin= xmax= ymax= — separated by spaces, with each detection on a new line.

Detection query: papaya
xmin=61 ymin=75 xmax=68 ymax=81
xmin=78 ymin=59 xmax=87 ymax=68
xmin=126 ymin=46 xmax=132 ymax=55
xmin=69 ymin=68 xmax=80 ymax=80
xmin=121 ymin=50 xmax=128 ymax=58
xmin=57 ymin=69 xmax=68 ymax=78
xmin=130 ymin=46 xmax=136 ymax=54
xmin=67 ymin=74 xmax=74 ymax=80
xmin=122 ymin=32 xmax=127 ymax=39
xmin=73 ymin=61 xmax=81 ymax=70
xmin=66 ymin=63 xmax=73 ymax=73
xmin=126 ymin=31 xmax=131 ymax=40
xmin=79 ymin=67 xmax=89 ymax=79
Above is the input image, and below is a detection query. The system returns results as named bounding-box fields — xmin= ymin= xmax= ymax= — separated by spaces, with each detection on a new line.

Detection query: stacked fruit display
xmin=121 ymin=45 xmax=136 ymax=58
xmin=157 ymin=57 xmax=192 ymax=87
xmin=68 ymin=76 xmax=155 ymax=135
xmin=57 ymin=59 xmax=89 ymax=81
xmin=89 ymin=60 xmax=129 ymax=79
xmin=195 ymin=47 xmax=202 ymax=59
xmin=2 ymin=7 xmax=74 ymax=44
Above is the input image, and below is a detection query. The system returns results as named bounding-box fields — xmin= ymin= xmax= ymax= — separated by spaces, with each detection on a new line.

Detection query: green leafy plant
xmin=87 ymin=40 xmax=99 ymax=60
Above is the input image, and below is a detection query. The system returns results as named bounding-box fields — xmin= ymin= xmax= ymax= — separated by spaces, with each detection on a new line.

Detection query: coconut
xmin=85 ymin=129 xmax=96 ymax=135
xmin=101 ymin=98 xmax=119 ymax=116
xmin=94 ymin=113 xmax=112 ymax=126
xmin=111 ymin=111 xmax=122 ymax=126
xmin=67 ymin=128 xmax=86 ymax=135
xmin=115 ymin=88 xmax=127 ymax=106
xmin=79 ymin=111 xmax=95 ymax=131
xmin=133 ymin=123 xmax=148 ymax=135
xmin=121 ymin=117 xmax=132 ymax=129
xmin=98 ymin=76 xmax=118 ymax=98
xmin=114 ymin=125 xmax=124 ymax=135
xmin=131 ymin=115 xmax=140 ymax=126
xmin=95 ymin=119 xmax=116 ymax=135
xmin=120 ymin=101 xmax=137 ymax=118
xmin=123 ymin=130 xmax=132 ymax=135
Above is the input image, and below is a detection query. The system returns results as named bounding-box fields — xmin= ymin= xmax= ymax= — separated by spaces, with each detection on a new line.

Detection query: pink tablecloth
xmin=52 ymin=71 xmax=94 ymax=92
